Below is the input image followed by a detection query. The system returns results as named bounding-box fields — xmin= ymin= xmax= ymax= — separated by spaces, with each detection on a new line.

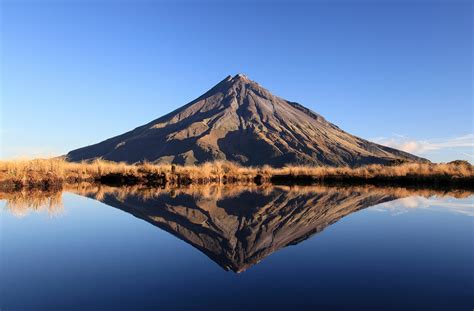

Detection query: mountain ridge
xmin=67 ymin=74 xmax=427 ymax=167
xmin=86 ymin=186 xmax=399 ymax=272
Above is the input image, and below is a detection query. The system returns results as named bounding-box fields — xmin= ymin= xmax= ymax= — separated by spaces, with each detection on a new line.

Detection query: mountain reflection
xmin=85 ymin=185 xmax=399 ymax=272
xmin=1 ymin=185 xmax=472 ymax=272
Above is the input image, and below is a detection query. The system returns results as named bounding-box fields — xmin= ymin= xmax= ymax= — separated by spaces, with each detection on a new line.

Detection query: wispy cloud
xmin=459 ymin=151 xmax=474 ymax=158
xmin=371 ymin=196 xmax=474 ymax=217
xmin=373 ymin=134 xmax=474 ymax=155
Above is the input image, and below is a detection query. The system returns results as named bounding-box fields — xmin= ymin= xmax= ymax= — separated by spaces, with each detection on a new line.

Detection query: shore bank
xmin=0 ymin=159 xmax=472 ymax=191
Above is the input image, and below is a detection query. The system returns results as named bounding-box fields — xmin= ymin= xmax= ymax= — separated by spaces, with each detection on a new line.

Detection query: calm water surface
xmin=1 ymin=185 xmax=473 ymax=310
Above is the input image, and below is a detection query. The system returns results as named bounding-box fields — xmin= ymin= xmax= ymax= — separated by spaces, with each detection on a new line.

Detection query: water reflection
xmin=0 ymin=189 xmax=64 ymax=217
xmin=1 ymin=185 xmax=472 ymax=272
xmin=375 ymin=195 xmax=474 ymax=216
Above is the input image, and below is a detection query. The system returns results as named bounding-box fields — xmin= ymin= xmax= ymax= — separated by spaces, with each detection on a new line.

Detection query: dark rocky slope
xmin=67 ymin=74 xmax=426 ymax=167
xmin=86 ymin=186 xmax=398 ymax=272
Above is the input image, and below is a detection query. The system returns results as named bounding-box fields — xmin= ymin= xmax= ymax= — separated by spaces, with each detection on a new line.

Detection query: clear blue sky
xmin=1 ymin=0 xmax=472 ymax=162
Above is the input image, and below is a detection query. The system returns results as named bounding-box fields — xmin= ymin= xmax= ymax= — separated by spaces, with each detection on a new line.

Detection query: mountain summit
xmin=67 ymin=74 xmax=425 ymax=166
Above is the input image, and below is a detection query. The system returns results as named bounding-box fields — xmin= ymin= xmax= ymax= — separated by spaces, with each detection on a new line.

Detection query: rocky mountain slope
xmin=67 ymin=74 xmax=426 ymax=167
xmin=86 ymin=186 xmax=398 ymax=272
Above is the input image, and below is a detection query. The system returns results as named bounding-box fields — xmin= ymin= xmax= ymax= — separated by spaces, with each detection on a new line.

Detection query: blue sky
xmin=1 ymin=0 xmax=472 ymax=162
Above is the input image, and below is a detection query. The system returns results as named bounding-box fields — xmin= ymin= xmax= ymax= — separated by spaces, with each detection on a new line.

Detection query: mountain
xmin=78 ymin=185 xmax=399 ymax=272
xmin=66 ymin=74 xmax=426 ymax=167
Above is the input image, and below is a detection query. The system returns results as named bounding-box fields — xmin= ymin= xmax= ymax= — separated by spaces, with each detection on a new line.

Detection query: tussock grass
xmin=0 ymin=158 xmax=472 ymax=190
xmin=265 ymin=162 xmax=473 ymax=179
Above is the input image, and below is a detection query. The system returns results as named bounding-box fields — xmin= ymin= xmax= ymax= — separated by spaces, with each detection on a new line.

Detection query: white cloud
xmin=373 ymin=134 xmax=474 ymax=155
xmin=371 ymin=196 xmax=474 ymax=217
xmin=0 ymin=146 xmax=64 ymax=160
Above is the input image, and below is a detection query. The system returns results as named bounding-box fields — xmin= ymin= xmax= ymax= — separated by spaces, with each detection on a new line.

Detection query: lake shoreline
xmin=1 ymin=175 xmax=473 ymax=194
xmin=1 ymin=158 xmax=473 ymax=191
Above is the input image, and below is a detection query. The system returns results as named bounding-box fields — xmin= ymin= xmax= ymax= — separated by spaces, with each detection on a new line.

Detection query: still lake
xmin=1 ymin=185 xmax=473 ymax=310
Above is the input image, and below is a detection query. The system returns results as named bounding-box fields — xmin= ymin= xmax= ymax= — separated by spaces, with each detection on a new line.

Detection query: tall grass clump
xmin=0 ymin=158 xmax=472 ymax=189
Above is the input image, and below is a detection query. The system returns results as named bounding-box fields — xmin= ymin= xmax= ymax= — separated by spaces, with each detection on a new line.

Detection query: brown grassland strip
xmin=0 ymin=158 xmax=472 ymax=191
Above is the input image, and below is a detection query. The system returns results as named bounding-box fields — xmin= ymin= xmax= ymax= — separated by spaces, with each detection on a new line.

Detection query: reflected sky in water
xmin=1 ymin=186 xmax=473 ymax=310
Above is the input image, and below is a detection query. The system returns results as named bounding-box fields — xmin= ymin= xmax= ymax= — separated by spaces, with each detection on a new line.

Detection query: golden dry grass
xmin=264 ymin=162 xmax=473 ymax=179
xmin=0 ymin=158 xmax=472 ymax=189
xmin=0 ymin=158 xmax=257 ymax=186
